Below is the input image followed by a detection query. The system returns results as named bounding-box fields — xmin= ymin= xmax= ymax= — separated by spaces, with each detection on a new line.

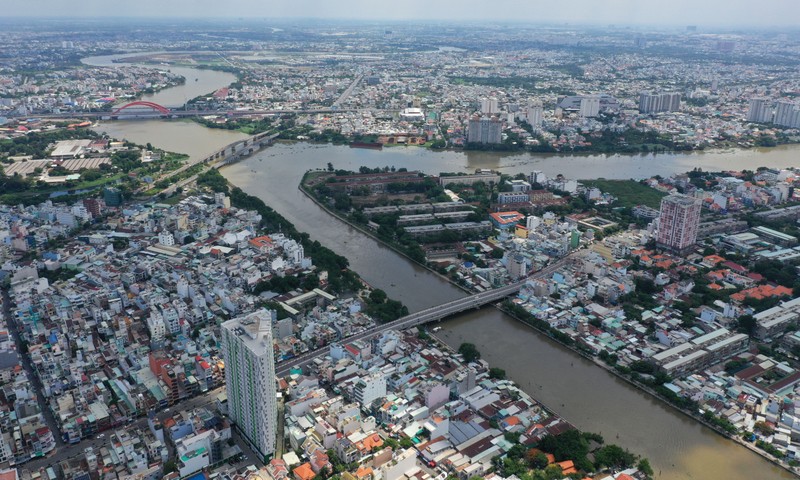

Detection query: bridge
xmin=274 ymin=256 xmax=573 ymax=377
xmin=110 ymin=100 xmax=171 ymax=117
xmin=10 ymin=102 xmax=385 ymax=120
xmin=150 ymin=130 xmax=280 ymax=197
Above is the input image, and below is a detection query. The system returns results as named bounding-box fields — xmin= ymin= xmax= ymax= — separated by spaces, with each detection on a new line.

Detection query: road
xmin=20 ymin=386 xmax=225 ymax=471
xmin=274 ymin=254 xmax=573 ymax=377
xmin=1 ymin=288 xmax=65 ymax=449
xmin=332 ymin=75 xmax=363 ymax=108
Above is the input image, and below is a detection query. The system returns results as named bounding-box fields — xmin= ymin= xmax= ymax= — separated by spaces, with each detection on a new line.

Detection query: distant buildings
xmin=221 ymin=309 xmax=278 ymax=461
xmin=638 ymin=92 xmax=681 ymax=114
xmin=744 ymin=98 xmax=800 ymax=127
xmin=656 ymin=194 xmax=702 ymax=253
xmin=557 ymin=94 xmax=618 ymax=114
xmin=467 ymin=115 xmax=502 ymax=144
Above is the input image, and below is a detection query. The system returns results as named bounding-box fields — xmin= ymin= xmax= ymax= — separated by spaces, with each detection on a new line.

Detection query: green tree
xmin=369 ymin=289 xmax=388 ymax=304
xmin=637 ymin=458 xmax=654 ymax=477
xmin=527 ymin=450 xmax=550 ymax=470
xmin=458 ymin=343 xmax=481 ymax=363
xmin=737 ymin=314 xmax=757 ymax=337
xmin=163 ymin=460 xmax=177 ymax=474
xmin=594 ymin=444 xmax=637 ymax=469
xmin=489 ymin=367 xmax=506 ymax=379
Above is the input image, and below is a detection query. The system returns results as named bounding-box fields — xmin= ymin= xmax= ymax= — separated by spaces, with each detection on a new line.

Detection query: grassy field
xmin=580 ymin=179 xmax=667 ymax=209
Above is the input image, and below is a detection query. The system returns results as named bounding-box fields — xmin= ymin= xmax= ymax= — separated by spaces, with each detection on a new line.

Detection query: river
xmin=82 ymin=52 xmax=238 ymax=108
xmin=88 ymin=56 xmax=800 ymax=479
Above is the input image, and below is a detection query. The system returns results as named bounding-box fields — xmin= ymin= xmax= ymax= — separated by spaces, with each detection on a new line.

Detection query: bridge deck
xmin=274 ymin=256 xmax=572 ymax=376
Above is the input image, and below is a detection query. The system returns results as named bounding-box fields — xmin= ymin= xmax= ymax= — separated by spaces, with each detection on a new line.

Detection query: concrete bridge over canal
xmin=150 ymin=131 xmax=279 ymax=197
xmin=275 ymin=256 xmax=572 ymax=377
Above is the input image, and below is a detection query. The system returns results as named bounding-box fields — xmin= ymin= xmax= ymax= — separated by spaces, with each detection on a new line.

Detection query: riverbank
xmin=429 ymin=328 xmax=582 ymax=432
xmin=291 ymin=168 xmax=800 ymax=478
xmin=213 ymin=127 xmax=800 ymax=158
xmin=494 ymin=303 xmax=800 ymax=478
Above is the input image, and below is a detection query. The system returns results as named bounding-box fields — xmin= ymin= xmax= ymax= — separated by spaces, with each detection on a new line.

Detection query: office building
xmin=747 ymin=98 xmax=773 ymax=123
xmin=467 ymin=115 xmax=502 ymax=144
xmin=221 ymin=309 xmax=278 ymax=461
xmin=638 ymin=92 xmax=681 ymax=114
xmin=656 ymin=194 xmax=702 ymax=254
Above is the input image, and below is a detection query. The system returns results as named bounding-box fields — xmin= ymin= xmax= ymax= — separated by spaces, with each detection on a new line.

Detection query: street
xmin=1 ymin=288 xmax=64 ymax=448
xmin=20 ymin=387 xmax=225 ymax=471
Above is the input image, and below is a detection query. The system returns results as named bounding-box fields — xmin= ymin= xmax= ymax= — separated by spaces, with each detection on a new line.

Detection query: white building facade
xmin=221 ymin=309 xmax=278 ymax=461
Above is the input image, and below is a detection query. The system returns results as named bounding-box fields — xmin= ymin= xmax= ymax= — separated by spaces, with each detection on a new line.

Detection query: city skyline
xmin=5 ymin=0 xmax=800 ymax=27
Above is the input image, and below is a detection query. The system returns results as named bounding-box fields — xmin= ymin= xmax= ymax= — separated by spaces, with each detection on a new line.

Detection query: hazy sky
xmin=6 ymin=0 xmax=800 ymax=27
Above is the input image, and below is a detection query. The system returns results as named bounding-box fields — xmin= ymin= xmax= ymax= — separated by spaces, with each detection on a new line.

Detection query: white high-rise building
xmin=774 ymin=100 xmax=800 ymax=128
xmin=480 ymin=96 xmax=499 ymax=115
xmin=638 ymin=92 xmax=681 ymax=114
xmin=526 ymin=100 xmax=543 ymax=127
xmin=747 ymin=98 xmax=773 ymax=123
xmin=221 ymin=309 xmax=278 ymax=461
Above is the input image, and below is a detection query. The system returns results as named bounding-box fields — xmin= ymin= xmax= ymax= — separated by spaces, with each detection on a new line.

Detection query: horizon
xmin=4 ymin=0 xmax=800 ymax=28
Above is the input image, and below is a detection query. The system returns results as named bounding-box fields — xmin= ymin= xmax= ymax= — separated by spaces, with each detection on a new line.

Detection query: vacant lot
xmin=580 ymin=179 xmax=666 ymax=209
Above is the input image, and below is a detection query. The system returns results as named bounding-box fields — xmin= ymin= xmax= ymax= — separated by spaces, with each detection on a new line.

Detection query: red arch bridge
xmin=110 ymin=101 xmax=172 ymax=117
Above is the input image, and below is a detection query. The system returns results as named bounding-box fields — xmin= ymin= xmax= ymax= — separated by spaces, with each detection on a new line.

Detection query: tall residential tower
xmin=221 ymin=309 xmax=278 ymax=461
xmin=467 ymin=115 xmax=502 ymax=144
xmin=656 ymin=194 xmax=702 ymax=254
xmin=747 ymin=98 xmax=773 ymax=123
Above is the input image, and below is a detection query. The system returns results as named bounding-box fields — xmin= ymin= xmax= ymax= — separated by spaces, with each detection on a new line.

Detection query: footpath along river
xmin=86 ymin=51 xmax=800 ymax=478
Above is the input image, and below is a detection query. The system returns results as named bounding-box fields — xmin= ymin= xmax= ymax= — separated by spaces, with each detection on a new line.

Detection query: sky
xmin=5 ymin=0 xmax=800 ymax=27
